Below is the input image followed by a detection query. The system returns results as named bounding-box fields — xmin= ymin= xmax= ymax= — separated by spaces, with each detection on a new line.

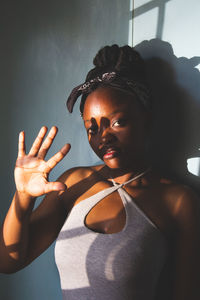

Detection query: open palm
xmin=15 ymin=126 xmax=70 ymax=197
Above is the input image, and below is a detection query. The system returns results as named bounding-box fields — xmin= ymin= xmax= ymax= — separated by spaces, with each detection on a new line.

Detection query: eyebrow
xmin=84 ymin=109 xmax=123 ymax=123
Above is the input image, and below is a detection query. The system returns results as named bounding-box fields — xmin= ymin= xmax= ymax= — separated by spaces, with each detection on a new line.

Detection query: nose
xmin=100 ymin=128 xmax=116 ymax=145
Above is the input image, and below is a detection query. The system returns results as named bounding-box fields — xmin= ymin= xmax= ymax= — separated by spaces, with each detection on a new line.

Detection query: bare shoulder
xmin=160 ymin=178 xmax=200 ymax=226
xmin=154 ymin=177 xmax=200 ymax=299
xmin=57 ymin=164 xmax=104 ymax=188
xmin=173 ymin=185 xmax=200 ymax=225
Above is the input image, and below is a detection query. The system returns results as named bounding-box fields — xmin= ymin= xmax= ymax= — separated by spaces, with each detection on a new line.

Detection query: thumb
xmin=44 ymin=181 xmax=67 ymax=194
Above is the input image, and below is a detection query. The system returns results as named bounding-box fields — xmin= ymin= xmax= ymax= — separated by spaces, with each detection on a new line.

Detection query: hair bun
xmin=93 ymin=44 xmax=120 ymax=68
xmin=93 ymin=44 xmax=145 ymax=80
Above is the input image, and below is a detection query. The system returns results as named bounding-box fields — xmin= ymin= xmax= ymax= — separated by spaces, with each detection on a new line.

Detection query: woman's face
xmin=83 ymin=87 xmax=150 ymax=170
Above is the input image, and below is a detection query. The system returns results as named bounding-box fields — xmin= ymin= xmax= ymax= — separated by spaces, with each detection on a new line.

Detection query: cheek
xmin=117 ymin=127 xmax=136 ymax=141
xmin=119 ymin=126 xmax=146 ymax=148
xmin=87 ymin=134 xmax=91 ymax=143
xmin=88 ymin=135 xmax=99 ymax=152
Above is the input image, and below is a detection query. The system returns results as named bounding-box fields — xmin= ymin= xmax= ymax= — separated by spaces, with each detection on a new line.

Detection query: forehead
xmin=83 ymin=87 xmax=140 ymax=119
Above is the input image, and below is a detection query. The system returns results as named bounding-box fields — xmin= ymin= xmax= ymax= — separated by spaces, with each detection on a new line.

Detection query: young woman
xmin=1 ymin=45 xmax=200 ymax=300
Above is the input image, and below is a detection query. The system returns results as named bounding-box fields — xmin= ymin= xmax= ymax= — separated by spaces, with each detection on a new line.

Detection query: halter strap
xmin=111 ymin=168 xmax=151 ymax=187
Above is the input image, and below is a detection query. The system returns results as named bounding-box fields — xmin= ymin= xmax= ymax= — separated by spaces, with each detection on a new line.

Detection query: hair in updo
xmin=80 ymin=44 xmax=148 ymax=113
xmin=87 ymin=44 xmax=146 ymax=81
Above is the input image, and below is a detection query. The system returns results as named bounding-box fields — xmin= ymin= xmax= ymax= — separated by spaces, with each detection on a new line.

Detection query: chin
xmin=104 ymin=158 xmax=128 ymax=170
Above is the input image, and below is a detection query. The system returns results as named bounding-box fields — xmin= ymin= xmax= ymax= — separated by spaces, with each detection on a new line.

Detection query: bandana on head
xmin=66 ymin=71 xmax=151 ymax=113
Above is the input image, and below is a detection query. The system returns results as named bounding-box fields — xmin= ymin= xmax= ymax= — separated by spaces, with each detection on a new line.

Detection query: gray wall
xmin=0 ymin=0 xmax=130 ymax=299
xmin=133 ymin=0 xmax=200 ymax=190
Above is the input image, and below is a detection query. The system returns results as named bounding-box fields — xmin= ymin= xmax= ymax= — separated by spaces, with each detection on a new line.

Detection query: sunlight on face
xmin=83 ymin=87 xmax=150 ymax=170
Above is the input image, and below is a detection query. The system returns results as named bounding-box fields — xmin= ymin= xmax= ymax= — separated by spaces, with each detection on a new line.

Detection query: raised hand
xmin=14 ymin=126 xmax=71 ymax=197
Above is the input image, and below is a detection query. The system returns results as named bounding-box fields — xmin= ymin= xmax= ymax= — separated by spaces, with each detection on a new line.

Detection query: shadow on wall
xmin=135 ymin=39 xmax=200 ymax=193
xmin=133 ymin=0 xmax=171 ymax=39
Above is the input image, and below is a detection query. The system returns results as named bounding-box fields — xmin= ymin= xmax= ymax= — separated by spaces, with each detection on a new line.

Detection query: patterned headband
xmin=66 ymin=71 xmax=151 ymax=113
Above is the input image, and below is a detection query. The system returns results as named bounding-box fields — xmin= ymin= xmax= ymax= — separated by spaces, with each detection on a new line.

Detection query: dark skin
xmin=1 ymin=86 xmax=200 ymax=300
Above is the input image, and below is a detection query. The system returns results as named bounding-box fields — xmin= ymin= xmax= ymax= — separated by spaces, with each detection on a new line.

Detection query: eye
xmin=112 ymin=119 xmax=126 ymax=127
xmin=87 ymin=125 xmax=98 ymax=135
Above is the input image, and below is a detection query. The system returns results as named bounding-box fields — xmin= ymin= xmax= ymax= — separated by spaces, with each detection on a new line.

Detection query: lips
xmin=101 ymin=146 xmax=120 ymax=160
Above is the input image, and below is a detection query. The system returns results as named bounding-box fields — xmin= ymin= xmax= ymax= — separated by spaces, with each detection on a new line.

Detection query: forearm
xmin=0 ymin=191 xmax=36 ymax=273
xmin=172 ymin=244 xmax=200 ymax=300
xmin=0 ymin=126 xmax=70 ymax=273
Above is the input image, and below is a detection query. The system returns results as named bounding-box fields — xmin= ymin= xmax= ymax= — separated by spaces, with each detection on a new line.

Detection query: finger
xmin=45 ymin=143 xmax=71 ymax=172
xmin=37 ymin=126 xmax=58 ymax=159
xmin=44 ymin=181 xmax=67 ymax=194
xmin=18 ymin=131 xmax=26 ymax=158
xmin=28 ymin=126 xmax=48 ymax=156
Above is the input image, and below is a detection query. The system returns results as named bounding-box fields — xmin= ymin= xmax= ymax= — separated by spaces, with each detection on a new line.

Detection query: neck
xmin=102 ymin=163 xmax=151 ymax=184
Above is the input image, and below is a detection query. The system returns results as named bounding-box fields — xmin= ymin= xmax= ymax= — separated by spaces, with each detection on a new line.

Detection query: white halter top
xmin=55 ymin=170 xmax=168 ymax=300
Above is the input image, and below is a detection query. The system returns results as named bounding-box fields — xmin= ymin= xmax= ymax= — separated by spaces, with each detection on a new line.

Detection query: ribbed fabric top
xmin=55 ymin=174 xmax=168 ymax=300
